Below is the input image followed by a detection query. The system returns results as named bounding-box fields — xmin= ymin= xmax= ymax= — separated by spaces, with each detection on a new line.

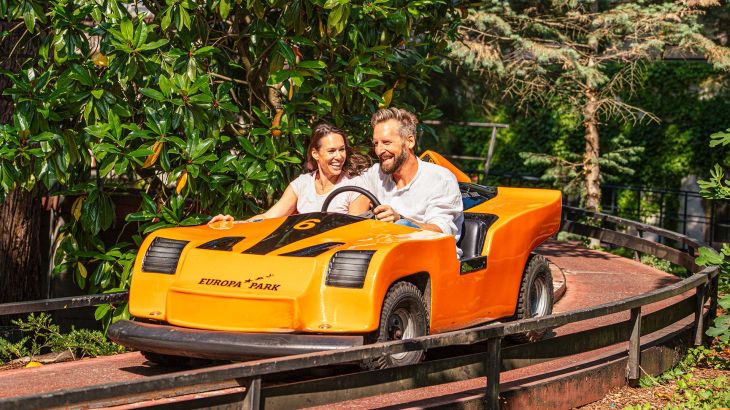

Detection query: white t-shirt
xmin=362 ymin=159 xmax=464 ymax=244
xmin=289 ymin=172 xmax=364 ymax=214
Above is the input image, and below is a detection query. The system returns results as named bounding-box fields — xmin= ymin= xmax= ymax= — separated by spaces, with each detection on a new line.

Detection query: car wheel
xmin=363 ymin=281 xmax=428 ymax=370
xmin=508 ymin=254 xmax=554 ymax=343
xmin=141 ymin=351 xmax=190 ymax=366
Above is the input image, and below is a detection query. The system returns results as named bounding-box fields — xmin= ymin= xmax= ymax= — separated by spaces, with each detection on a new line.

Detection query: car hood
xmin=136 ymin=212 xmax=447 ymax=297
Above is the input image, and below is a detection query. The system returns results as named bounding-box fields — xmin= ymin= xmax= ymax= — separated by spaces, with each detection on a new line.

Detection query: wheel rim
xmin=529 ymin=275 xmax=550 ymax=318
xmin=386 ymin=306 xmax=415 ymax=360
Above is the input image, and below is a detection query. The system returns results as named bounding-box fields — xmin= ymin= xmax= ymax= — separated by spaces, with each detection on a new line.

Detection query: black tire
xmin=141 ymin=351 xmax=190 ymax=366
xmin=507 ymin=254 xmax=554 ymax=343
xmin=362 ymin=281 xmax=428 ymax=370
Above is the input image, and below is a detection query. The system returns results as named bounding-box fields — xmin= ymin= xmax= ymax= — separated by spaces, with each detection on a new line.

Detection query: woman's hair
xmin=306 ymin=123 xmax=370 ymax=177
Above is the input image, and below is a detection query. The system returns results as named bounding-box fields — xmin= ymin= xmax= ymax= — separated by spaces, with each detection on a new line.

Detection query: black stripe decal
xmin=197 ymin=236 xmax=245 ymax=251
xmin=242 ymin=213 xmax=363 ymax=255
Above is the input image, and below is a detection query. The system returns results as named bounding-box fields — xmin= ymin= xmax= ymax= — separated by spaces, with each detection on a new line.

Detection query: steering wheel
xmin=321 ymin=186 xmax=381 ymax=218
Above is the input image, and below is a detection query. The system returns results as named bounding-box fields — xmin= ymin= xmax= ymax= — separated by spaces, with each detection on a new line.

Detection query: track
xmin=0 ymin=240 xmax=688 ymax=408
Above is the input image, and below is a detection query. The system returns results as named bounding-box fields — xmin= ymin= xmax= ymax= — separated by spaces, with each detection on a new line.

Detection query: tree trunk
xmin=0 ymin=189 xmax=45 ymax=304
xmin=582 ymin=87 xmax=601 ymax=212
xmin=0 ymin=21 xmax=46 ymax=320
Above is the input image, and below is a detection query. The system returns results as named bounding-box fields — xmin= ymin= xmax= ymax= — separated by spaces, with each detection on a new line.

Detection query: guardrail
xmin=0 ymin=292 xmax=128 ymax=317
xmin=0 ymin=207 xmax=720 ymax=410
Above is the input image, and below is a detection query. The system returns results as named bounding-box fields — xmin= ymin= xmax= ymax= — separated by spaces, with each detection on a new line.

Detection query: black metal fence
xmin=0 ymin=208 xmax=719 ymax=410
xmin=449 ymin=157 xmax=728 ymax=247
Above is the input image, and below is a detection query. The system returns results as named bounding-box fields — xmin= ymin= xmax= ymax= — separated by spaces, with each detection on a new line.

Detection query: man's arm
xmin=372 ymin=205 xmax=443 ymax=232
xmin=421 ymin=174 xmax=463 ymax=236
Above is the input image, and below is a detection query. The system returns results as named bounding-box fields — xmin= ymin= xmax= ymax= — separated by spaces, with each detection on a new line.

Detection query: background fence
xmin=448 ymin=155 xmax=728 ymax=248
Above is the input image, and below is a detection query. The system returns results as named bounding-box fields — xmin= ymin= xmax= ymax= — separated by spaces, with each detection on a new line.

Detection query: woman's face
xmin=312 ymin=133 xmax=347 ymax=178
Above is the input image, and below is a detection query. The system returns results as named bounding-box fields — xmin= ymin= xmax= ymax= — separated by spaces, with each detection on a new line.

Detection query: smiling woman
xmin=209 ymin=123 xmax=371 ymax=223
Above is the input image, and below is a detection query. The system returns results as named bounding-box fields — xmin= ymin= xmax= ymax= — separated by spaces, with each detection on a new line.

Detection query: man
xmin=363 ymin=107 xmax=464 ymax=256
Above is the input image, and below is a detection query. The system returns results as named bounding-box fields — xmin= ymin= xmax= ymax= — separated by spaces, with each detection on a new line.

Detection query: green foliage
xmin=695 ymin=125 xmax=730 ymax=343
xmin=633 ymin=374 xmax=730 ymax=410
xmin=0 ymin=313 xmax=126 ymax=364
xmin=699 ymin=128 xmax=730 ymax=199
xmin=621 ymin=64 xmax=730 ymax=188
xmin=449 ymin=2 xmax=729 ymax=210
xmin=695 ymin=242 xmax=730 ymax=343
xmin=0 ymin=0 xmax=459 ymax=324
xmin=630 ymin=342 xmax=730 ymax=409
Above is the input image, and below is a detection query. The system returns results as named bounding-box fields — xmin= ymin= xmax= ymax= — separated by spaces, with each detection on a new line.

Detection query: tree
xmin=0 ymin=19 xmax=46 ymax=310
xmin=450 ymin=0 xmax=730 ymax=211
xmin=0 ymin=0 xmax=459 ymax=321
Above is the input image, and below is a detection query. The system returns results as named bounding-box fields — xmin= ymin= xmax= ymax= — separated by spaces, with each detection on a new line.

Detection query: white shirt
xmin=289 ymin=172 xmax=363 ymax=214
xmin=362 ymin=159 xmax=464 ymax=252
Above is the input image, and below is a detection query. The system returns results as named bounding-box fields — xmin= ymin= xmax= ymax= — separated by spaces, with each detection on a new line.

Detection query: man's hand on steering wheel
xmin=321 ymin=186 xmax=381 ymax=219
xmin=373 ymin=204 xmax=400 ymax=223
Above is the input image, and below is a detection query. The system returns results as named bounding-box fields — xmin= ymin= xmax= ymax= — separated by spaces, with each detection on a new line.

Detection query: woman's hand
xmin=208 ymin=214 xmax=234 ymax=226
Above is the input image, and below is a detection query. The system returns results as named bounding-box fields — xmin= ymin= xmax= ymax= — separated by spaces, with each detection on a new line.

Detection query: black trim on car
xmin=326 ymin=250 xmax=375 ymax=288
xmin=280 ymin=242 xmax=345 ymax=257
xmin=457 ymin=213 xmax=498 ymax=260
xmin=242 ymin=213 xmax=363 ymax=255
xmin=460 ymin=256 xmax=487 ymax=274
xmin=197 ymin=236 xmax=245 ymax=251
xmin=107 ymin=320 xmax=363 ymax=360
xmin=460 ymin=183 xmax=498 ymax=210
xmin=142 ymin=237 xmax=189 ymax=274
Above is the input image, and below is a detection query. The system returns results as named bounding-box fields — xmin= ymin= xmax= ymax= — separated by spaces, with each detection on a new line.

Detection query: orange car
xmin=108 ymin=151 xmax=562 ymax=368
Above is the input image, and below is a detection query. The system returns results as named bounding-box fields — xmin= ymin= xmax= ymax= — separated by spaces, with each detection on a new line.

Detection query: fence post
xmin=484 ymin=126 xmax=498 ymax=181
xmin=627 ymin=307 xmax=642 ymax=386
xmin=241 ymin=377 xmax=261 ymax=410
xmin=485 ymin=337 xmax=502 ymax=410
xmin=694 ymin=281 xmax=707 ymax=346
xmin=709 ymin=270 xmax=719 ymax=326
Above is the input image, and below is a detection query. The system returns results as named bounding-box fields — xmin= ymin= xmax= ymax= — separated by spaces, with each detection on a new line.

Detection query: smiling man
xmin=363 ymin=108 xmax=464 ymax=256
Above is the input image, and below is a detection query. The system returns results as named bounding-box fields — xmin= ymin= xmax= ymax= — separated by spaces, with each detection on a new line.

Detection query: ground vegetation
xmin=0 ymin=313 xmax=125 ymax=368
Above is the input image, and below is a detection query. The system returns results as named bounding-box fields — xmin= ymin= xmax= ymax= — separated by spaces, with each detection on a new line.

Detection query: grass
xmin=0 ymin=313 xmax=126 ymax=366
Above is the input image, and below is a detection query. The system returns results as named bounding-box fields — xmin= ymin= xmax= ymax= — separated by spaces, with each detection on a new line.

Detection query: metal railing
xmin=449 ymin=160 xmax=728 ymax=247
xmin=0 ymin=208 xmax=720 ymax=410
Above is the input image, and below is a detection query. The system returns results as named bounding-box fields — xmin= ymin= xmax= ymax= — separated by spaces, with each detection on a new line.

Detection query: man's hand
xmin=373 ymin=204 xmax=400 ymax=223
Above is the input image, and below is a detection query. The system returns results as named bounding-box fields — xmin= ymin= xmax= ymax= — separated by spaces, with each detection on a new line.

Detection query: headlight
xmin=141 ymin=237 xmax=189 ymax=274
xmin=326 ymin=250 xmax=375 ymax=288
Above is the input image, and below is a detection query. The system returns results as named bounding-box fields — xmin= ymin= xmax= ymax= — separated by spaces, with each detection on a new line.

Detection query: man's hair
xmin=370 ymin=108 xmax=419 ymax=141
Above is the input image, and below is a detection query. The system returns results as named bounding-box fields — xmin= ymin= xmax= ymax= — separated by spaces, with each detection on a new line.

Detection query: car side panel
xmin=468 ymin=187 xmax=562 ymax=321
xmin=301 ymin=234 xmax=460 ymax=333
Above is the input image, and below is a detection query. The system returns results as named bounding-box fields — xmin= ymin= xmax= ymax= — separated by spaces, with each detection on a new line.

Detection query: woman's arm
xmin=256 ymin=185 xmax=298 ymax=219
xmin=208 ymin=185 xmax=299 ymax=225
xmin=347 ymin=194 xmax=371 ymax=215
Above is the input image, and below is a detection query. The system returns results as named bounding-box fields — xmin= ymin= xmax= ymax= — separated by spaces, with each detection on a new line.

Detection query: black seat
xmin=457 ymin=214 xmax=498 ymax=260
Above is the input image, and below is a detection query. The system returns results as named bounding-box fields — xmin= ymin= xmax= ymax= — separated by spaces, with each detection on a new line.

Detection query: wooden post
xmin=694 ymin=282 xmax=707 ymax=346
xmin=709 ymin=272 xmax=719 ymax=325
xmin=485 ymin=337 xmax=502 ymax=410
xmin=483 ymin=126 xmax=498 ymax=182
xmin=242 ymin=377 xmax=261 ymax=410
xmin=627 ymin=307 xmax=641 ymax=386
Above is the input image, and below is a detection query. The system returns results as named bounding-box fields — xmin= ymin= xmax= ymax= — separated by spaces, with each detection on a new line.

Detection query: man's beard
xmin=380 ymin=147 xmax=409 ymax=175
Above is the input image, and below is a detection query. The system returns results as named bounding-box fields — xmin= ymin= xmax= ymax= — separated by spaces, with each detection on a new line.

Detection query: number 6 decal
xmin=294 ymin=218 xmax=321 ymax=230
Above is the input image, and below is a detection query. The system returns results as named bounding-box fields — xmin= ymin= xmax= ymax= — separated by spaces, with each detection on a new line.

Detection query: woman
xmin=209 ymin=123 xmax=370 ymax=224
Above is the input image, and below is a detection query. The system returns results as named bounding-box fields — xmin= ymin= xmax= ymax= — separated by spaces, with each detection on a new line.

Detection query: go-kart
xmin=108 ymin=151 xmax=562 ymax=368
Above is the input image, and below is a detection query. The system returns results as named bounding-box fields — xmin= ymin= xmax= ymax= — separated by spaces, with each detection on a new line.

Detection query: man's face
xmin=373 ymin=119 xmax=410 ymax=175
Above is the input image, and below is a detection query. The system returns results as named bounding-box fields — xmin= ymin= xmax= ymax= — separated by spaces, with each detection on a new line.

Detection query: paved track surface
xmin=0 ymin=240 xmax=683 ymax=407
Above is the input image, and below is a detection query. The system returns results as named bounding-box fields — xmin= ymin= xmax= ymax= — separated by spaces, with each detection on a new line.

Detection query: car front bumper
xmin=108 ymin=320 xmax=364 ymax=361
